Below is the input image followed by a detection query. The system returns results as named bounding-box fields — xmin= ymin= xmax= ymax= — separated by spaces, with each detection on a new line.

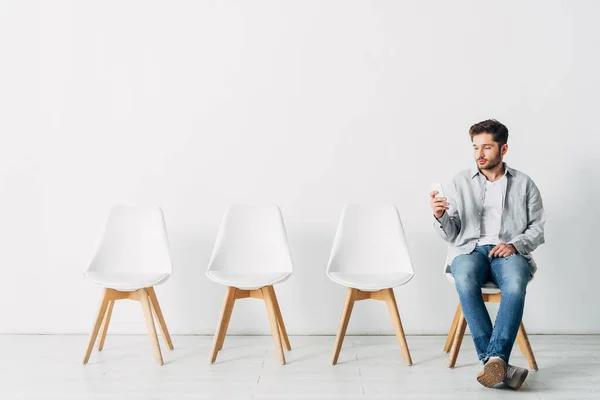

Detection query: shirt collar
xmin=470 ymin=162 xmax=515 ymax=179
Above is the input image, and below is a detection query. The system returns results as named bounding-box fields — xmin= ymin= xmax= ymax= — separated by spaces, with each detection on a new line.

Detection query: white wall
xmin=0 ymin=0 xmax=598 ymax=335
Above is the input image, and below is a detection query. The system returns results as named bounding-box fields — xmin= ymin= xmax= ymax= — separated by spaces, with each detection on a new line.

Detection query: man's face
xmin=472 ymin=133 xmax=506 ymax=170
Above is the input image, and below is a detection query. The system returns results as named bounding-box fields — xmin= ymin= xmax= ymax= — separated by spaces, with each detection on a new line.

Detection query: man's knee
xmin=498 ymin=255 xmax=530 ymax=294
xmin=451 ymin=254 xmax=485 ymax=287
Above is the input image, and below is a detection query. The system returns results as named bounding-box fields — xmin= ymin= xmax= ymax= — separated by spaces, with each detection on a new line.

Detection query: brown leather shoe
xmin=477 ymin=357 xmax=507 ymax=388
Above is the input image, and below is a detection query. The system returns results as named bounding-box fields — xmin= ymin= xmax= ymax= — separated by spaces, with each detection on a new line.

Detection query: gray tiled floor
xmin=1 ymin=334 xmax=599 ymax=399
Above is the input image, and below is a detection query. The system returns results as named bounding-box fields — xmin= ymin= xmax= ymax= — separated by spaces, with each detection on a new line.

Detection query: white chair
xmin=327 ymin=204 xmax=414 ymax=365
xmin=82 ymin=206 xmax=174 ymax=366
xmin=206 ymin=205 xmax=293 ymax=365
xmin=443 ymin=257 xmax=537 ymax=370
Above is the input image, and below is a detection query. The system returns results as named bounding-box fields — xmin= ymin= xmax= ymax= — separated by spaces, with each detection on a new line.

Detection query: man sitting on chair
xmin=430 ymin=119 xmax=545 ymax=390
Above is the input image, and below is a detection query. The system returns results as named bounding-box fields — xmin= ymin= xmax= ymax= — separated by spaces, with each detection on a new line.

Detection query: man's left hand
xmin=489 ymin=243 xmax=518 ymax=258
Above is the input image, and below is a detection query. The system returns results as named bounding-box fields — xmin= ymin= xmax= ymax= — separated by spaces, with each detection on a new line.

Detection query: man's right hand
xmin=430 ymin=191 xmax=449 ymax=219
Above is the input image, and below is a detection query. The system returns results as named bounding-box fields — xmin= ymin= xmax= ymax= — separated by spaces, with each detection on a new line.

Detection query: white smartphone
xmin=431 ymin=182 xmax=445 ymax=198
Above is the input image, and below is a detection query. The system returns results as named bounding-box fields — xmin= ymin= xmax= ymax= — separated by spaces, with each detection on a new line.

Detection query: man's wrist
xmin=435 ymin=211 xmax=448 ymax=221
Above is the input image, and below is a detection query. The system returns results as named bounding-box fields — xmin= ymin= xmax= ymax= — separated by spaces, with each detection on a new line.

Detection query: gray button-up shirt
xmin=434 ymin=163 xmax=546 ymax=276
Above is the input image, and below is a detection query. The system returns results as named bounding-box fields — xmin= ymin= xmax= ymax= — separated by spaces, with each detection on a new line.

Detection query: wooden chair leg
xmin=443 ymin=304 xmax=461 ymax=353
xmin=83 ymin=288 xmax=113 ymax=364
xmin=268 ymin=286 xmax=291 ymax=351
xmin=147 ymin=287 xmax=174 ymax=350
xmin=216 ymin=305 xmax=234 ymax=352
xmin=216 ymin=288 xmax=236 ymax=352
xmin=262 ymin=286 xmax=286 ymax=365
xmin=382 ymin=289 xmax=412 ymax=365
xmin=216 ymin=297 xmax=234 ymax=352
xmin=516 ymin=321 xmax=538 ymax=370
xmin=139 ymin=288 xmax=164 ymax=366
xmin=332 ymin=288 xmax=357 ymax=365
xmin=448 ymin=307 xmax=466 ymax=368
xmin=97 ymin=299 xmax=114 ymax=351
xmin=209 ymin=287 xmax=237 ymax=363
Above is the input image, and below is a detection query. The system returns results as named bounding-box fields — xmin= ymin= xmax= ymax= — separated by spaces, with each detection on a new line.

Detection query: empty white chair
xmin=443 ymin=255 xmax=538 ymax=370
xmin=83 ymin=206 xmax=174 ymax=366
xmin=327 ymin=204 xmax=414 ymax=365
xmin=206 ymin=205 xmax=293 ymax=365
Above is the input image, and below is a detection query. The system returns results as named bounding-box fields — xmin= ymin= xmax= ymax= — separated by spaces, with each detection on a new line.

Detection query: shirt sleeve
xmin=433 ymin=180 xmax=461 ymax=242
xmin=508 ymin=180 xmax=546 ymax=254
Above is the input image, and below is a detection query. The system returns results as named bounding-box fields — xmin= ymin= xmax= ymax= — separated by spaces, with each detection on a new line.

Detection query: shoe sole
xmin=508 ymin=369 xmax=529 ymax=390
xmin=477 ymin=360 xmax=507 ymax=388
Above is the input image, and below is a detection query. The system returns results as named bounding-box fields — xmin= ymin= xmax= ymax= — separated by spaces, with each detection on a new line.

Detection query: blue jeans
xmin=450 ymin=245 xmax=531 ymax=364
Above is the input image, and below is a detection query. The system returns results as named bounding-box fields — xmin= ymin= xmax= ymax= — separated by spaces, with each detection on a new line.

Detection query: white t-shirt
xmin=477 ymin=175 xmax=507 ymax=246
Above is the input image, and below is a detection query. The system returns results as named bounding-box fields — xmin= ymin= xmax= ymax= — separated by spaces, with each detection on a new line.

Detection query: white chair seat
xmin=445 ymin=273 xmax=501 ymax=294
xmin=84 ymin=272 xmax=171 ymax=291
xmin=206 ymin=271 xmax=291 ymax=290
xmin=329 ymin=272 xmax=414 ymax=292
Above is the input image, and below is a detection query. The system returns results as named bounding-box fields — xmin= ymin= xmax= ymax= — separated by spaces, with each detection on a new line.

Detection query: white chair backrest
xmin=207 ymin=205 xmax=294 ymax=275
xmin=87 ymin=206 xmax=172 ymax=275
xmin=326 ymin=204 xmax=414 ymax=275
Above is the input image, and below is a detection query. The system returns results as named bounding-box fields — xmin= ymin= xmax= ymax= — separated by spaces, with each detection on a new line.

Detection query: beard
xmin=478 ymin=154 xmax=503 ymax=170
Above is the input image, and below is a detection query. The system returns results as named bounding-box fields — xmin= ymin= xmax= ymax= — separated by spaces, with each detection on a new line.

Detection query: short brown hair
xmin=469 ymin=119 xmax=509 ymax=146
